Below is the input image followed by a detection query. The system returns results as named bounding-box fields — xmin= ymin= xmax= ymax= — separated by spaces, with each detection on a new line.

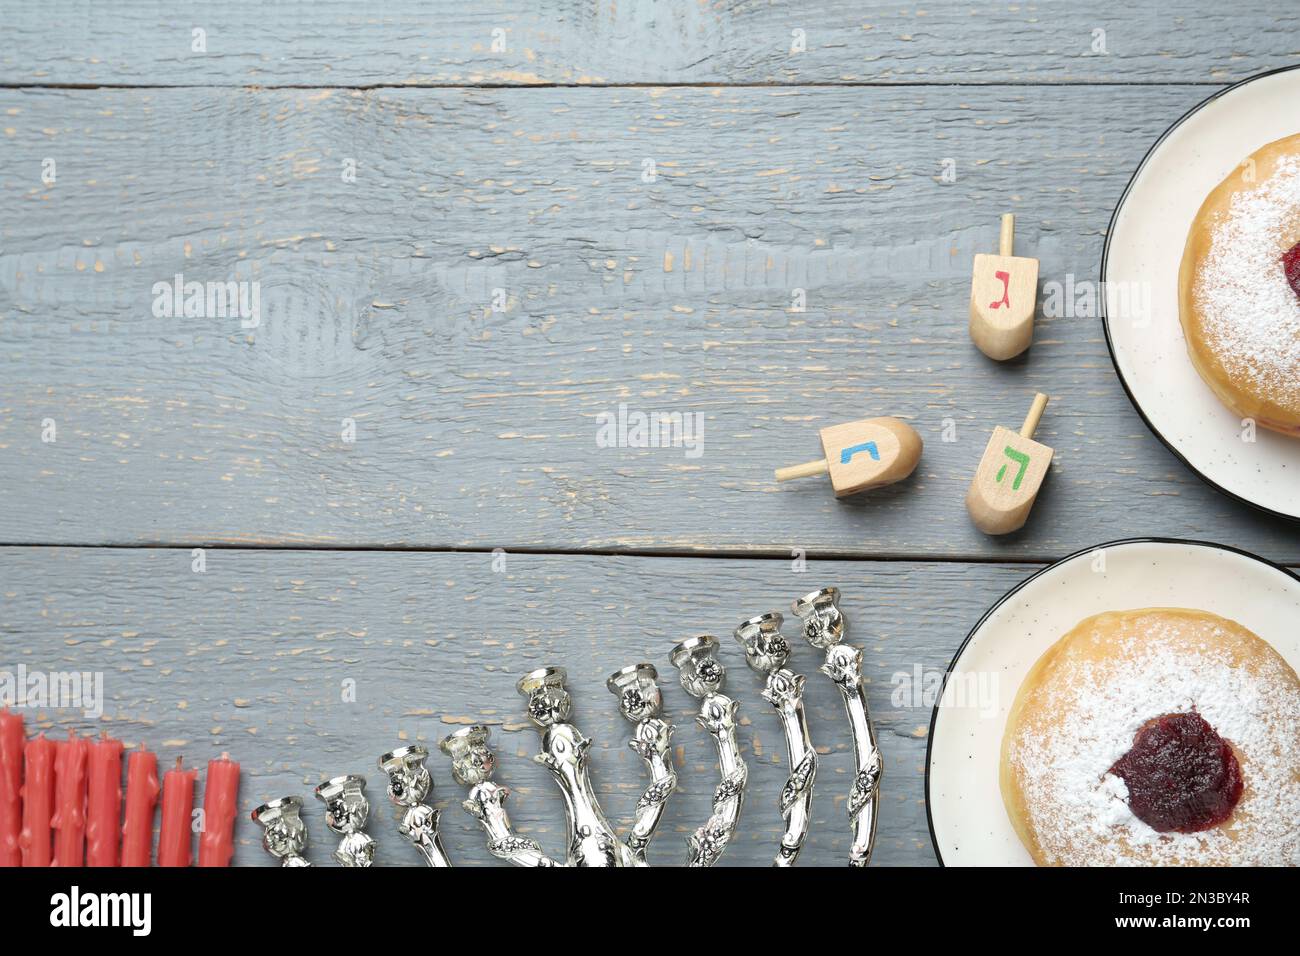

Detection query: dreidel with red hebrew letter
xmin=969 ymin=214 xmax=1039 ymax=360
xmin=775 ymin=417 xmax=922 ymax=498
xmin=965 ymin=393 xmax=1053 ymax=535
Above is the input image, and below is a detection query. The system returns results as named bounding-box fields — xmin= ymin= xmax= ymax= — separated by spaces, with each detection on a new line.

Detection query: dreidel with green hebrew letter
xmin=965 ymin=393 xmax=1053 ymax=535
xmin=775 ymin=417 xmax=922 ymax=498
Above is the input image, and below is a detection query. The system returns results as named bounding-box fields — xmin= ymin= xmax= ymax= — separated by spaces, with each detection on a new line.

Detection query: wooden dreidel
xmin=969 ymin=214 xmax=1039 ymax=360
xmin=966 ymin=392 xmax=1053 ymax=535
xmin=775 ymin=417 xmax=922 ymax=498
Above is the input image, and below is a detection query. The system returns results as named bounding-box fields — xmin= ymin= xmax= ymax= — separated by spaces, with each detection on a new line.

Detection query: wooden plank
xmin=0 ymin=546 xmax=1032 ymax=866
xmin=2 ymin=84 xmax=1297 ymax=560
xmin=2 ymin=2 xmax=1295 ymax=87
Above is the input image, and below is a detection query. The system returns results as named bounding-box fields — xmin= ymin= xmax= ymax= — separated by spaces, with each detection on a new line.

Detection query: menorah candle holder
xmin=378 ymin=744 xmax=452 ymax=868
xmin=607 ymin=663 xmax=677 ymax=863
xmin=734 ymin=612 xmax=817 ymax=867
xmin=518 ymin=666 xmax=638 ymax=867
xmin=670 ymin=636 xmax=748 ymax=867
xmin=313 ymin=774 xmax=375 ymax=868
xmin=251 ymin=796 xmax=312 ymax=867
xmin=439 ymin=725 xmax=556 ymax=867
xmin=792 ymin=587 xmax=882 ymax=867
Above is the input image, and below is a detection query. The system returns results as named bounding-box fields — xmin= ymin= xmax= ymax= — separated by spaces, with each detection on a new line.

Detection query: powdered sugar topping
xmin=1193 ymin=153 xmax=1300 ymax=409
xmin=1007 ymin=616 xmax=1300 ymax=866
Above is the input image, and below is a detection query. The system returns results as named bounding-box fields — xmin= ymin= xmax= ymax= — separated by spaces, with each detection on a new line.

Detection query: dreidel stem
xmin=999 ymin=213 xmax=1015 ymax=257
xmin=1020 ymin=392 xmax=1049 ymax=439
xmin=775 ymin=459 xmax=829 ymax=482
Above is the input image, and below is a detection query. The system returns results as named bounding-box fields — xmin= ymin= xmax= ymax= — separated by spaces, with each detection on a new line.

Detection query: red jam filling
xmin=1284 ymin=241 xmax=1300 ymax=302
xmin=1108 ymin=712 xmax=1243 ymax=834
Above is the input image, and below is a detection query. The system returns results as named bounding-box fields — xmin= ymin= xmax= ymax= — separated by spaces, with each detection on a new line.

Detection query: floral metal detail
xmin=780 ymin=751 xmax=818 ymax=814
xmin=313 ymin=774 xmax=375 ymax=868
xmin=519 ymin=667 xmax=573 ymax=729
xmin=821 ymin=644 xmax=864 ymax=687
xmin=378 ymin=744 xmax=451 ymax=867
xmin=847 ymin=751 xmax=883 ymax=822
xmin=251 ymin=796 xmax=312 ymax=867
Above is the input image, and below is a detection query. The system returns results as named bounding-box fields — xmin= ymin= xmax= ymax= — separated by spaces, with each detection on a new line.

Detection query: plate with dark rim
xmin=925 ymin=538 xmax=1300 ymax=866
xmin=1102 ymin=65 xmax=1300 ymax=521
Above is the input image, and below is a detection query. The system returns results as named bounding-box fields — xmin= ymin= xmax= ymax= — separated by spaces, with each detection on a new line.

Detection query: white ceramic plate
xmin=925 ymin=538 xmax=1300 ymax=866
xmin=1103 ymin=66 xmax=1300 ymax=521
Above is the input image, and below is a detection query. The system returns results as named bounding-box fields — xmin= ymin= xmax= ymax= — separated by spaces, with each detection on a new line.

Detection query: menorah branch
xmin=440 ymin=725 xmax=557 ymax=868
xmin=608 ymin=664 xmax=677 ymax=863
xmin=836 ymin=674 xmax=883 ymax=867
xmin=519 ymin=667 xmax=639 ymax=867
xmin=735 ymin=611 xmax=817 ymax=866
xmin=672 ymin=635 xmax=748 ymax=868
xmin=794 ymin=587 xmax=882 ymax=868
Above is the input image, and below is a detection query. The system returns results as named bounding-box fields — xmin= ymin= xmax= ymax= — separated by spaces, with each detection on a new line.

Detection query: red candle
xmin=52 ymin=731 xmax=89 ymax=866
xmin=120 ymin=748 xmax=160 ymax=867
xmin=19 ymin=733 xmax=55 ymax=866
xmin=85 ymin=735 xmax=123 ymax=867
xmin=0 ymin=710 xmax=24 ymax=867
xmin=157 ymin=757 xmax=196 ymax=867
xmin=197 ymin=753 xmax=240 ymax=867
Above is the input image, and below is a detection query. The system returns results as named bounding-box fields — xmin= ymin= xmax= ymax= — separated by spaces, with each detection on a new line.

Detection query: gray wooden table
xmin=0 ymin=1 xmax=1296 ymax=866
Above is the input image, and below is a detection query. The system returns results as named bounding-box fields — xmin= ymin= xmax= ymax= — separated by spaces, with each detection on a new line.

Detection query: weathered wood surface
xmin=1 ymin=83 xmax=1296 ymax=560
xmin=0 ymin=547 xmax=1030 ymax=866
xmin=2 ymin=1 xmax=1296 ymax=87
xmin=1 ymin=3 xmax=1297 ymax=872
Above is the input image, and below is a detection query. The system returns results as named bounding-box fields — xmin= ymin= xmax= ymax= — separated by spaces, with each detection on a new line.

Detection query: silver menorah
xmin=253 ymin=586 xmax=880 ymax=867
xmin=436 ymin=651 xmax=749 ymax=867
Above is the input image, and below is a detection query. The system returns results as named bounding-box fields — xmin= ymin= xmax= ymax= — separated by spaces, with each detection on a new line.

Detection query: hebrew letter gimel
xmin=988 ymin=270 xmax=1011 ymax=310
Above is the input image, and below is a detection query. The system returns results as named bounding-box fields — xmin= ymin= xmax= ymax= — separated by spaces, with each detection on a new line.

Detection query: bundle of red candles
xmin=0 ymin=709 xmax=240 ymax=867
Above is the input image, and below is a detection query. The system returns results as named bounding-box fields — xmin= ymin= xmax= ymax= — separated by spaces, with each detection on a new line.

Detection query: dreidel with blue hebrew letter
xmin=969 ymin=214 xmax=1039 ymax=361
xmin=965 ymin=393 xmax=1053 ymax=535
xmin=775 ymin=417 xmax=922 ymax=498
